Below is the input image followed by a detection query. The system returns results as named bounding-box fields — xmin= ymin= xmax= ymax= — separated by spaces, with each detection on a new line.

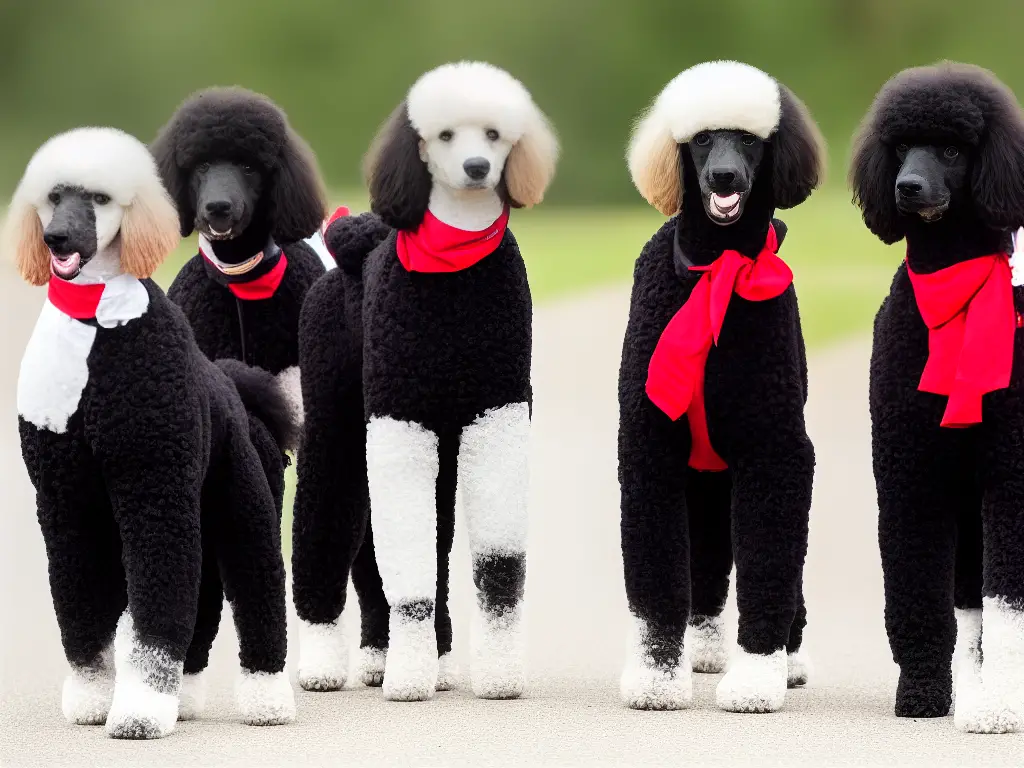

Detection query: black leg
xmin=351 ymin=523 xmax=389 ymax=686
xmin=179 ymin=510 xmax=223 ymax=722
xmin=686 ymin=468 xmax=732 ymax=673
xmin=435 ymin=427 xmax=458 ymax=663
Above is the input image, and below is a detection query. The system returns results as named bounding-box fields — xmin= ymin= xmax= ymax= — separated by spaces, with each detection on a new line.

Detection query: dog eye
xmin=943 ymin=146 xmax=959 ymax=159
xmin=47 ymin=191 xmax=61 ymax=205
xmin=241 ymin=164 xmax=255 ymax=174
xmin=439 ymin=130 xmax=454 ymax=142
xmin=486 ymin=129 xmax=500 ymax=141
xmin=92 ymin=193 xmax=111 ymax=205
xmin=197 ymin=162 xmax=210 ymax=173
xmin=741 ymin=134 xmax=756 ymax=146
xmin=896 ymin=143 xmax=909 ymax=154
xmin=694 ymin=132 xmax=711 ymax=147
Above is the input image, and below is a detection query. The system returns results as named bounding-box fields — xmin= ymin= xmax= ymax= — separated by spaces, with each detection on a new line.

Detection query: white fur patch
xmin=620 ymin=615 xmax=693 ymax=710
xmin=1011 ymin=228 xmax=1024 ymax=287
xmin=105 ymin=612 xmax=180 ymax=740
xmin=382 ymin=611 xmax=438 ymax=702
xmin=355 ymin=646 xmax=386 ymax=687
xmin=236 ymin=670 xmax=295 ymax=726
xmin=276 ymin=365 xmax=303 ymax=431
xmin=955 ymin=597 xmax=1024 ymax=734
xmin=62 ymin=644 xmax=115 ymax=725
xmin=686 ymin=615 xmax=729 ymax=673
xmin=954 ymin=607 xmax=983 ymax=675
xmin=426 ymin=178 xmax=506 ymax=231
xmin=297 ymin=619 xmax=348 ymax=692
xmin=787 ymin=650 xmax=812 ymax=688
xmin=436 ymin=652 xmax=458 ymax=692
xmin=715 ymin=647 xmax=788 ymax=713
xmin=471 ymin=604 xmax=526 ymax=699
xmin=304 ymin=229 xmax=336 ymax=271
xmin=177 ymin=672 xmax=206 ymax=721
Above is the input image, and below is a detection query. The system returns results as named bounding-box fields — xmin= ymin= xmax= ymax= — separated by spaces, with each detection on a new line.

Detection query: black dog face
xmin=41 ymin=185 xmax=105 ymax=280
xmin=894 ymin=143 xmax=970 ymax=222
xmin=688 ymin=130 xmax=765 ymax=225
xmin=189 ymin=161 xmax=264 ymax=244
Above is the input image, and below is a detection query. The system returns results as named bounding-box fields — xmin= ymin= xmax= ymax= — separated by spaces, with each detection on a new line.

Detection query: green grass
xmin=151 ymin=188 xmax=902 ymax=554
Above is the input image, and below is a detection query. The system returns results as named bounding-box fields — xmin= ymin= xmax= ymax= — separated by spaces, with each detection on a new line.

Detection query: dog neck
xmin=676 ymin=151 xmax=774 ymax=267
xmin=206 ymin=216 xmax=274 ymax=263
xmin=904 ymin=208 xmax=1010 ymax=274
xmin=427 ymin=183 xmax=504 ymax=231
xmin=72 ymin=243 xmax=124 ymax=284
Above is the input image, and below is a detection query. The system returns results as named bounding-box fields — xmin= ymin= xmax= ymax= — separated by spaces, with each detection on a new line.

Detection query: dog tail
xmin=216 ymin=359 xmax=300 ymax=453
xmin=324 ymin=209 xmax=391 ymax=276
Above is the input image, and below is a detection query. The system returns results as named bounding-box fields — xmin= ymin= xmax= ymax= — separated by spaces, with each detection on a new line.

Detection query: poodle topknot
xmin=628 ymin=60 xmax=826 ymax=215
xmin=850 ymin=62 xmax=1024 ymax=243
xmin=2 ymin=127 xmax=179 ymax=286
xmin=151 ymin=86 xmax=326 ymax=241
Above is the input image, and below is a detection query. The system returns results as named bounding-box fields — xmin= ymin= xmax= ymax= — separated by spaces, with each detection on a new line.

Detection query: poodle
xmin=851 ymin=62 xmax=1024 ymax=733
xmin=294 ymin=61 xmax=558 ymax=702
xmin=619 ymin=60 xmax=825 ymax=712
xmin=152 ymin=87 xmax=329 ymax=424
xmin=4 ymin=127 xmax=297 ymax=738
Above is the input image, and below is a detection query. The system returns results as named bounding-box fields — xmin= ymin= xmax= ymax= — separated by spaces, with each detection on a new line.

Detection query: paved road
xmin=1 ymin=272 xmax=1020 ymax=766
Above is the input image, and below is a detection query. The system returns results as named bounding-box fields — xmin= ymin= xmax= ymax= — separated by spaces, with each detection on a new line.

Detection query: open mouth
xmin=897 ymin=198 xmax=949 ymax=222
xmin=205 ymin=225 xmax=234 ymax=240
xmin=707 ymin=192 xmax=742 ymax=222
xmin=50 ymin=250 xmax=81 ymax=279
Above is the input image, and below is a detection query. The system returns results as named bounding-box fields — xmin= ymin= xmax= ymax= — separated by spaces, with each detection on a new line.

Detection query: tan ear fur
xmin=2 ymin=202 xmax=51 ymax=286
xmin=504 ymin=111 xmax=559 ymax=208
xmin=119 ymin=187 xmax=180 ymax=279
xmin=627 ymin=113 xmax=682 ymax=216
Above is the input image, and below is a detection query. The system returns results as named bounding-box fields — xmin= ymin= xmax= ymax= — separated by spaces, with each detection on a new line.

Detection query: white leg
xmin=459 ymin=402 xmax=530 ymax=700
xmin=620 ymin=614 xmax=693 ymax=710
xmin=716 ymin=648 xmax=788 ymax=713
xmin=177 ymin=671 xmax=207 ymax=721
xmin=355 ymin=646 xmax=386 ymax=687
xmin=276 ymin=365 xmax=304 ymax=433
xmin=105 ymin=612 xmax=180 ymax=740
xmin=62 ymin=643 xmax=114 ymax=725
xmin=236 ymin=670 xmax=296 ymax=726
xmin=686 ymin=615 xmax=728 ymax=673
xmin=297 ymin=619 xmax=348 ymax=692
xmin=436 ymin=652 xmax=459 ymax=691
xmin=956 ymin=597 xmax=1024 ymax=733
xmin=367 ymin=416 xmax=439 ymax=702
xmin=787 ymin=650 xmax=812 ymax=688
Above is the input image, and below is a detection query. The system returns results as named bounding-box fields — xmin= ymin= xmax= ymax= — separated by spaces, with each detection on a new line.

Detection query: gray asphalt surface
xmin=1 ymin=273 xmax=1020 ymax=766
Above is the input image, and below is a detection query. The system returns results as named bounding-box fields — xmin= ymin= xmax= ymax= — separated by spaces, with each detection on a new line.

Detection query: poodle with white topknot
xmin=293 ymin=61 xmax=557 ymax=702
xmin=618 ymin=61 xmax=824 ymax=712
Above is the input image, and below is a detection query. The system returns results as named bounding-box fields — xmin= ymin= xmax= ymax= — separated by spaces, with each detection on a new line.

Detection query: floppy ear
xmin=971 ymin=95 xmax=1024 ymax=230
xmin=2 ymin=200 xmax=50 ymax=286
xmin=149 ymin=121 xmax=195 ymax=237
xmin=849 ymin=115 xmax=904 ymax=244
xmin=119 ymin=184 xmax=181 ymax=279
xmin=364 ymin=102 xmax=431 ymax=231
xmin=772 ymin=86 xmax=827 ymax=209
xmin=504 ymin=108 xmax=559 ymax=208
xmin=627 ymin=107 xmax=682 ymax=216
xmin=269 ymin=128 xmax=327 ymax=243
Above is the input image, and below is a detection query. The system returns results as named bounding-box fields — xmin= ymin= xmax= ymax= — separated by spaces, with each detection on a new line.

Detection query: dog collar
xmin=199 ymin=236 xmax=288 ymax=300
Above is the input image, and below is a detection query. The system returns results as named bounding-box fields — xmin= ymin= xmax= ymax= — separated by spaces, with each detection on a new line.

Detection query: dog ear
xmin=119 ymin=183 xmax=181 ymax=279
xmin=849 ymin=113 xmax=904 ymax=244
xmin=971 ymin=93 xmax=1024 ymax=230
xmin=772 ymin=86 xmax=826 ymax=209
xmin=269 ymin=128 xmax=327 ymax=244
xmin=2 ymin=199 xmax=51 ymax=286
xmin=628 ymin=106 xmax=682 ymax=216
xmin=364 ymin=102 xmax=431 ymax=231
xmin=504 ymin=108 xmax=559 ymax=208
xmin=149 ymin=122 xmax=195 ymax=237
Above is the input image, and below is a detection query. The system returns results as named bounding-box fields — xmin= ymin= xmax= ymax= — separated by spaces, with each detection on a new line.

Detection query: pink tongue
xmin=50 ymin=251 xmax=81 ymax=275
xmin=714 ymin=193 xmax=739 ymax=206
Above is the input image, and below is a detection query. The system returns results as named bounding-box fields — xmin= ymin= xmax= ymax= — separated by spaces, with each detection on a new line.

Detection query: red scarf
xmin=47 ymin=277 xmax=105 ymax=319
xmin=199 ymin=240 xmax=288 ymax=300
xmin=907 ymin=253 xmax=1015 ymax=427
xmin=396 ymin=206 xmax=509 ymax=272
xmin=646 ymin=225 xmax=792 ymax=470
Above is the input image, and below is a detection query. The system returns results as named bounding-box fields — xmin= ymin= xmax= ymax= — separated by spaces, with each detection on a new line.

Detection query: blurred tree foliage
xmin=1 ymin=0 xmax=1022 ymax=203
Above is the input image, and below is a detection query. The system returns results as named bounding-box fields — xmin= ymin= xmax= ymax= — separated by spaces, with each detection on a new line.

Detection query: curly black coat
xmin=850 ymin=62 xmax=1024 ymax=719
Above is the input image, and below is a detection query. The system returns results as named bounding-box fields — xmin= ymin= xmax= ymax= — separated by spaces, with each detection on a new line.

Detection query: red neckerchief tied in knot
xmin=907 ymin=253 xmax=1014 ymax=427
xmin=646 ymin=224 xmax=792 ymax=470
xmin=47 ymin=277 xmax=105 ymax=319
xmin=396 ymin=206 xmax=509 ymax=272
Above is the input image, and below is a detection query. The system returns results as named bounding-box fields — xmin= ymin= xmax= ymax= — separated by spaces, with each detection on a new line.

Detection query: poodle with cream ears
xmin=619 ymin=61 xmax=824 ymax=712
xmin=295 ymin=61 xmax=557 ymax=701
xmin=5 ymin=128 xmax=296 ymax=738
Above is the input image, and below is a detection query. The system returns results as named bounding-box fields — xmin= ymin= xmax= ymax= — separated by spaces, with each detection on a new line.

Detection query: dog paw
xmin=382 ymin=612 xmax=437 ymax=702
xmin=894 ymin=668 xmax=952 ymax=718
xmin=787 ymin=650 xmax=812 ymax=688
xmin=105 ymin=612 xmax=179 ymax=739
xmin=436 ymin=652 xmax=459 ymax=691
xmin=471 ymin=608 xmax=525 ymax=700
xmin=237 ymin=671 xmax=296 ymax=726
xmin=177 ymin=672 xmax=207 ymax=721
xmin=686 ymin=615 xmax=728 ymax=674
xmin=716 ymin=648 xmax=787 ymax=713
xmin=355 ymin=646 xmax=386 ymax=687
xmin=621 ymin=617 xmax=692 ymax=710
xmin=62 ymin=668 xmax=114 ymax=725
xmin=297 ymin=620 xmax=347 ymax=692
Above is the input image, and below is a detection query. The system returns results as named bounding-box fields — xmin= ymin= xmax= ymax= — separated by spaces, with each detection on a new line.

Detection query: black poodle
xmin=851 ymin=62 xmax=1024 ymax=733
xmin=294 ymin=61 xmax=558 ymax=702
xmin=620 ymin=60 xmax=824 ymax=712
xmin=152 ymin=87 xmax=329 ymax=424
xmin=4 ymin=127 xmax=296 ymax=738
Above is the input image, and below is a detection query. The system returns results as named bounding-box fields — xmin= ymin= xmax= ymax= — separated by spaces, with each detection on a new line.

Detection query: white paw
xmin=686 ymin=615 xmax=728 ymax=673
xmin=471 ymin=607 xmax=525 ymax=699
xmin=436 ymin=652 xmax=459 ymax=691
xmin=177 ymin=672 xmax=207 ymax=721
xmin=236 ymin=670 xmax=296 ymax=726
xmin=716 ymin=648 xmax=787 ymax=713
xmin=355 ymin=646 xmax=386 ymax=687
xmin=62 ymin=662 xmax=114 ymax=725
xmin=297 ymin=619 xmax=347 ymax=692
xmin=620 ymin=616 xmax=692 ymax=710
xmin=787 ymin=650 xmax=812 ymax=688
xmin=955 ymin=597 xmax=1024 ymax=734
xmin=382 ymin=613 xmax=437 ymax=702
xmin=105 ymin=613 xmax=179 ymax=740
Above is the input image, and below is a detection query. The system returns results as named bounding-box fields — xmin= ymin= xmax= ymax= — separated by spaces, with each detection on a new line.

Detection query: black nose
xmin=43 ymin=231 xmax=69 ymax=252
xmin=205 ymin=200 xmax=232 ymax=217
xmin=897 ymin=178 xmax=923 ymax=197
xmin=463 ymin=157 xmax=490 ymax=181
xmin=711 ymin=169 xmax=737 ymax=187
